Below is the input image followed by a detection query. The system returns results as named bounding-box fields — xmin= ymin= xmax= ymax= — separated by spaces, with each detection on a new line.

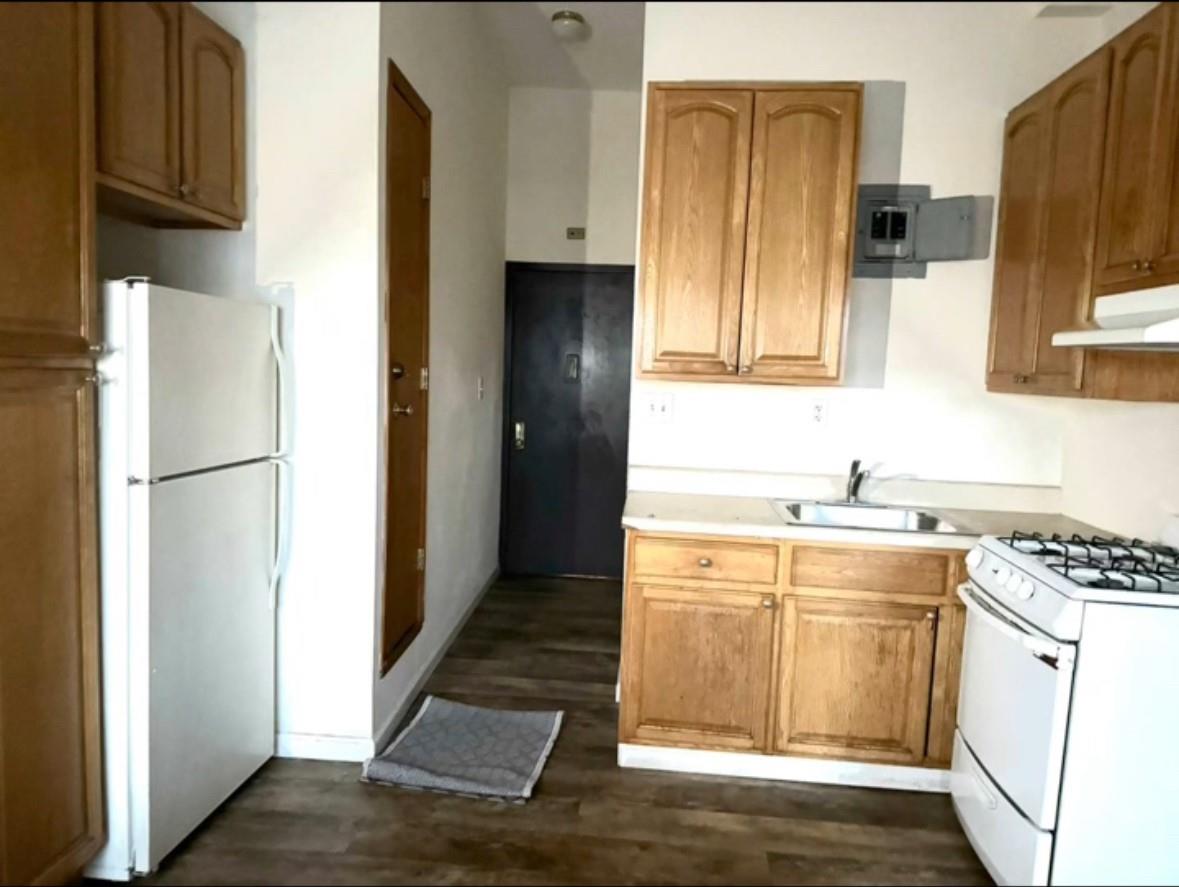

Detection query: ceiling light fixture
xmin=550 ymin=9 xmax=589 ymax=42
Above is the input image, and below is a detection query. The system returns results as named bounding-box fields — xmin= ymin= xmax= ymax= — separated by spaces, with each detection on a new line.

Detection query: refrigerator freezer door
xmin=128 ymin=282 xmax=277 ymax=479
xmin=131 ymin=461 xmax=276 ymax=873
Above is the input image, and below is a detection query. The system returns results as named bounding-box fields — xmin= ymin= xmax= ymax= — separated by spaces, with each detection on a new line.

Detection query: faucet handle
xmin=849 ymin=459 xmax=861 ymax=477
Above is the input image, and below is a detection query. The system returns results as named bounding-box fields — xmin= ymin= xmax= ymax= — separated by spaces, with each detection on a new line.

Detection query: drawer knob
xmin=762 ymin=598 xmax=774 ymax=609
xmin=697 ymin=557 xmax=713 ymax=568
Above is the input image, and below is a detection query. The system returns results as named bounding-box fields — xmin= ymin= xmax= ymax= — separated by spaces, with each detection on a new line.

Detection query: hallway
xmin=141 ymin=577 xmax=989 ymax=886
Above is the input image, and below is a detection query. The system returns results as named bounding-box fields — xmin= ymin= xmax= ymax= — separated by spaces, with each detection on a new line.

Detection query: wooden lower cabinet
xmin=775 ymin=598 xmax=936 ymax=764
xmin=620 ymin=584 xmax=776 ymax=751
xmin=0 ymin=369 xmax=103 ymax=885
xmin=619 ymin=532 xmax=967 ymax=772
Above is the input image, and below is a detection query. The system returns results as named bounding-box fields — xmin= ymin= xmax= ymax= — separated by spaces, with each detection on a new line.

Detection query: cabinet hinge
xmin=422 ymin=177 xmax=431 ymax=200
xmin=416 ymin=548 xmax=426 ymax=571
xmin=420 ymin=367 xmax=429 ymax=391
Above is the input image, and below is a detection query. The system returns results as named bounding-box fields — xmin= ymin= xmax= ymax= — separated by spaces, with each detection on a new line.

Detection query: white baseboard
xmin=371 ymin=567 xmax=500 ymax=754
xmin=617 ymin=743 xmax=950 ymax=794
xmin=275 ymin=731 xmax=374 ymax=762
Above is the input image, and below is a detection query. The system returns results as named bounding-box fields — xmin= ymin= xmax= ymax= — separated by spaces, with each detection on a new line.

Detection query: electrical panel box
xmin=853 ymin=185 xmax=993 ymax=278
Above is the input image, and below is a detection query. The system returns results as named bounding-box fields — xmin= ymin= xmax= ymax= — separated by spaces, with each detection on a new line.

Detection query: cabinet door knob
xmin=1132 ymin=259 xmax=1142 ymax=271
xmin=739 ymin=365 xmax=752 ymax=374
xmin=697 ymin=557 xmax=713 ymax=568
xmin=1145 ymin=259 xmax=1156 ymax=272
xmin=178 ymin=183 xmax=192 ymax=198
xmin=762 ymin=597 xmax=775 ymax=609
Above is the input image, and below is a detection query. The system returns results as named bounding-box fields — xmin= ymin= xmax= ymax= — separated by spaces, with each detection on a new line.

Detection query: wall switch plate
xmin=641 ymin=392 xmax=674 ymax=424
xmin=566 ymin=227 xmax=586 ymax=241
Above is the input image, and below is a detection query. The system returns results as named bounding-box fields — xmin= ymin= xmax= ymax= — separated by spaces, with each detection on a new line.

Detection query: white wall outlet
xmin=642 ymin=392 xmax=675 ymax=424
xmin=810 ymin=399 xmax=827 ymax=424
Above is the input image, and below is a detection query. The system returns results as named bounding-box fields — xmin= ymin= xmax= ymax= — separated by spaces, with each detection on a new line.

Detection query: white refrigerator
xmin=88 ymin=279 xmax=290 ymax=880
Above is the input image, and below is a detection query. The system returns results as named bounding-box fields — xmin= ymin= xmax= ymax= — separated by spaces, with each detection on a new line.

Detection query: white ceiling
xmin=475 ymin=2 xmax=644 ymax=90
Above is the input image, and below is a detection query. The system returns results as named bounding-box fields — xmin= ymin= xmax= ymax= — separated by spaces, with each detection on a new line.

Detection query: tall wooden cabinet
xmin=987 ymin=49 xmax=1110 ymax=395
xmin=95 ymin=1 xmax=245 ymax=228
xmin=988 ymin=2 xmax=1179 ymax=402
xmin=638 ymin=83 xmax=861 ymax=384
xmin=0 ymin=6 xmax=104 ymax=885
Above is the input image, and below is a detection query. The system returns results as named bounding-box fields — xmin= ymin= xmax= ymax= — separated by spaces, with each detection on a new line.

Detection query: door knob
xmin=513 ymin=421 xmax=526 ymax=451
xmin=697 ymin=557 xmax=713 ymax=567
xmin=391 ymin=403 xmax=414 ymax=417
xmin=390 ymin=362 xmax=406 ymax=379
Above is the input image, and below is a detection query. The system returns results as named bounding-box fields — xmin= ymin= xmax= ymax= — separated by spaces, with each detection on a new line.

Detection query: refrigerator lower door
xmin=131 ymin=461 xmax=276 ymax=873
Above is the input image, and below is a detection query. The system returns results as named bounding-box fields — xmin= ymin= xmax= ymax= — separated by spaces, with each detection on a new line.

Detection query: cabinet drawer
xmin=632 ymin=536 xmax=779 ymax=585
xmin=790 ymin=545 xmax=949 ymax=597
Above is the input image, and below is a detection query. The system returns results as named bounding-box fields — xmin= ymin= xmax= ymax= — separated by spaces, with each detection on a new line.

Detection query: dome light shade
xmin=551 ymin=9 xmax=589 ymax=42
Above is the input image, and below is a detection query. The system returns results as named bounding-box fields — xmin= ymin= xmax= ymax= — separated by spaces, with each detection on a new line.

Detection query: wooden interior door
xmin=987 ymin=94 xmax=1048 ymax=389
xmin=1094 ymin=4 xmax=1169 ymax=291
xmin=180 ymin=3 xmax=245 ymax=220
xmin=0 ymin=1 xmax=95 ymax=359
xmin=776 ymin=598 xmax=936 ymax=764
xmin=96 ymin=1 xmax=181 ymax=198
xmin=739 ymin=86 xmax=860 ymax=383
xmin=0 ymin=369 xmax=103 ymax=885
xmin=638 ymin=87 xmax=752 ymax=376
xmin=381 ymin=61 xmax=430 ymax=675
xmin=620 ymin=585 xmax=775 ymax=751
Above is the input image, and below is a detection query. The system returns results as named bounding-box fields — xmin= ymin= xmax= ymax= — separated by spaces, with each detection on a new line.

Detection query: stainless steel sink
xmin=773 ymin=500 xmax=960 ymax=534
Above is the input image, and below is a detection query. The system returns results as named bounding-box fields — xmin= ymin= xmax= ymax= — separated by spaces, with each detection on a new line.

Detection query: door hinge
xmin=422 ymin=177 xmax=431 ymax=200
xmin=420 ymin=367 xmax=429 ymax=391
xmin=416 ymin=548 xmax=426 ymax=571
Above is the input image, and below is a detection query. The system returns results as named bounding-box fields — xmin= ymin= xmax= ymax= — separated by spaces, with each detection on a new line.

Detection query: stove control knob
xmin=1016 ymin=580 xmax=1035 ymax=601
xmin=994 ymin=565 xmax=1011 ymax=585
xmin=1005 ymin=573 xmax=1023 ymax=595
xmin=965 ymin=548 xmax=984 ymax=569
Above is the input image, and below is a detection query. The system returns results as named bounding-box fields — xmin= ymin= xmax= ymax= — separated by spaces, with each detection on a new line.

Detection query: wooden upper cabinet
xmin=180 ymin=3 xmax=245 ymax=221
xmin=0 ymin=2 xmax=95 ymax=359
xmin=1094 ymin=4 xmax=1169 ymax=290
xmin=95 ymin=1 xmax=245 ymax=228
xmin=620 ymin=584 xmax=775 ymax=751
xmin=639 ymin=88 xmax=752 ymax=375
xmin=96 ymin=1 xmax=182 ymax=198
xmin=987 ymin=49 xmax=1110 ymax=396
xmin=0 ymin=369 xmax=103 ymax=885
xmin=776 ymin=598 xmax=936 ymax=765
xmin=740 ymin=87 xmax=860 ymax=382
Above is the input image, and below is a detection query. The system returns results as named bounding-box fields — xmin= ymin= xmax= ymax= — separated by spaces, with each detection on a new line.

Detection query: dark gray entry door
xmin=501 ymin=263 xmax=634 ymax=578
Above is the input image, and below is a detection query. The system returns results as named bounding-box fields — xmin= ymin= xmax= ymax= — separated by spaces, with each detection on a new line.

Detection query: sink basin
xmin=773 ymin=500 xmax=959 ymax=534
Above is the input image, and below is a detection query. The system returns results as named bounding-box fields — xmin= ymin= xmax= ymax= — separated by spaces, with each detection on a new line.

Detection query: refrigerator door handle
xmin=267 ymin=456 xmax=293 ymax=609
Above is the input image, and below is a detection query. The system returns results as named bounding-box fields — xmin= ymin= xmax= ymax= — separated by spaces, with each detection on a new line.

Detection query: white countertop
xmin=622 ymin=491 xmax=1109 ymax=551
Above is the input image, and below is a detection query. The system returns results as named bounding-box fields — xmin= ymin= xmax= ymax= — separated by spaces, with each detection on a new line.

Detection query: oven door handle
xmin=956 ymin=583 xmax=1074 ymax=666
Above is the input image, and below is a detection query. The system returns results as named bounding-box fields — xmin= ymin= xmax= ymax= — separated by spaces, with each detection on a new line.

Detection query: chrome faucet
xmin=846 ymin=459 xmax=870 ymax=504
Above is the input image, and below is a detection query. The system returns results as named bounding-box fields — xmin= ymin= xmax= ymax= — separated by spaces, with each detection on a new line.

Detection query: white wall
xmin=630 ymin=2 xmax=1113 ymax=491
xmin=372 ymin=2 xmax=510 ymax=745
xmin=257 ymin=1 xmax=383 ymax=757
xmin=506 ymin=87 xmax=640 ymax=264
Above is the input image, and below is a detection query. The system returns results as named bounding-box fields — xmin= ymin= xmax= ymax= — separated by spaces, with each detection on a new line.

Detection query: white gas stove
xmin=952 ymin=532 xmax=1179 ymax=886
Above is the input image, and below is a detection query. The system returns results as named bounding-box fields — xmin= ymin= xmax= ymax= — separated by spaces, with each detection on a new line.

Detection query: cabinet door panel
xmin=739 ymin=87 xmax=860 ymax=382
xmin=988 ymin=97 xmax=1047 ymax=387
xmin=620 ymin=585 xmax=774 ymax=750
xmin=1149 ymin=5 xmax=1179 ymax=276
xmin=1094 ymin=7 xmax=1168 ymax=288
xmin=776 ymin=598 xmax=936 ymax=764
xmin=1031 ymin=50 xmax=1110 ymax=394
xmin=96 ymin=1 xmax=181 ymax=197
xmin=0 ymin=3 xmax=95 ymax=358
xmin=638 ymin=88 xmax=752 ymax=376
xmin=181 ymin=4 xmax=245 ymax=221
xmin=0 ymin=370 xmax=102 ymax=884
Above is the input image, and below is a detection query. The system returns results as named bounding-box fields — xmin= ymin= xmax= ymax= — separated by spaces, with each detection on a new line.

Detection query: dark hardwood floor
xmin=139 ymin=576 xmax=990 ymax=886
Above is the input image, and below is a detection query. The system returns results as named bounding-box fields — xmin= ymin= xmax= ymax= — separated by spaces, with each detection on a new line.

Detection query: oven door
xmin=954 ymin=581 xmax=1075 ymax=829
